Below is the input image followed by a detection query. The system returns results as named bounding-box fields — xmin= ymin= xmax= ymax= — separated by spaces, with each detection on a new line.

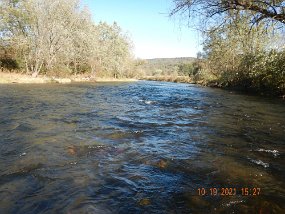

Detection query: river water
xmin=0 ymin=81 xmax=284 ymax=213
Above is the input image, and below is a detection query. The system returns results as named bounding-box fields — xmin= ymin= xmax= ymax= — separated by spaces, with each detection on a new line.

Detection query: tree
xmin=0 ymin=0 xmax=133 ymax=78
xmin=203 ymin=15 xmax=272 ymax=73
xmin=95 ymin=22 xmax=133 ymax=78
xmin=196 ymin=14 xmax=285 ymax=93
xmin=171 ymin=0 xmax=285 ymax=26
xmin=170 ymin=0 xmax=285 ymax=95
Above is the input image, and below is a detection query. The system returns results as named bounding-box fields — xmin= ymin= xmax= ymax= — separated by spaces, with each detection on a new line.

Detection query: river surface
xmin=0 ymin=81 xmax=284 ymax=213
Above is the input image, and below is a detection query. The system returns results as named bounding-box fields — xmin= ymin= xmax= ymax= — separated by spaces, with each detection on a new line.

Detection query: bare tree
xmin=171 ymin=0 xmax=285 ymax=26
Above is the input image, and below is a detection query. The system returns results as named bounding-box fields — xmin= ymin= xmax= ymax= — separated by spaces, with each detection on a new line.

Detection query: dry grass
xmin=0 ymin=72 xmax=138 ymax=84
xmin=0 ymin=72 xmax=50 ymax=84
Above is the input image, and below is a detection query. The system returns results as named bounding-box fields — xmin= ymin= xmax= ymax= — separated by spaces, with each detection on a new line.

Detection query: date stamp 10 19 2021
xmin=197 ymin=187 xmax=261 ymax=196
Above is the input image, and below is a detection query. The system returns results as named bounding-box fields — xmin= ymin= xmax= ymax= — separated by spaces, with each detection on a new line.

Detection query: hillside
xmin=136 ymin=57 xmax=196 ymax=76
xmin=146 ymin=57 xmax=196 ymax=64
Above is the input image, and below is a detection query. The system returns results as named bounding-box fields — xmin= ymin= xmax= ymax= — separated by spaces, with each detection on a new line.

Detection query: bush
xmin=225 ymin=50 xmax=285 ymax=95
xmin=0 ymin=58 xmax=20 ymax=71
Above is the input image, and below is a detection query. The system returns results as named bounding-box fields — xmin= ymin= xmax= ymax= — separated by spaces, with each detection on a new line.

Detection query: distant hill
xmin=145 ymin=57 xmax=196 ymax=65
xmin=136 ymin=57 xmax=196 ymax=76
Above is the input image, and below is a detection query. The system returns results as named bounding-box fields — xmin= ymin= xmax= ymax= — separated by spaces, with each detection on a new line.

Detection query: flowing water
xmin=0 ymin=81 xmax=284 ymax=213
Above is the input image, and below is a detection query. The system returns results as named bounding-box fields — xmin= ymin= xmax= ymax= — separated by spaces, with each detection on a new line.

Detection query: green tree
xmin=95 ymin=22 xmax=133 ymax=78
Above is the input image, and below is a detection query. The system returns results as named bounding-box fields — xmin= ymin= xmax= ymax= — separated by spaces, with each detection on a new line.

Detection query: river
xmin=0 ymin=81 xmax=284 ymax=213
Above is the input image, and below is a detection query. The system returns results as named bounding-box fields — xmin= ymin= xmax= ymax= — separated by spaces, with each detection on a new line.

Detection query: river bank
xmin=141 ymin=76 xmax=285 ymax=98
xmin=1 ymin=72 xmax=283 ymax=98
xmin=0 ymin=72 xmax=137 ymax=84
xmin=141 ymin=76 xmax=195 ymax=84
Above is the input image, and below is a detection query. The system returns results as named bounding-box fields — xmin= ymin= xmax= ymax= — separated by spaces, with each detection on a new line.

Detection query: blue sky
xmin=82 ymin=0 xmax=201 ymax=59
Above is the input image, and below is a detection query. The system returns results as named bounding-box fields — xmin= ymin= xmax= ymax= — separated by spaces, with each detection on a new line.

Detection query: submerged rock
xmin=66 ymin=144 xmax=126 ymax=157
xmin=157 ymin=160 xmax=168 ymax=169
xmin=139 ymin=198 xmax=151 ymax=206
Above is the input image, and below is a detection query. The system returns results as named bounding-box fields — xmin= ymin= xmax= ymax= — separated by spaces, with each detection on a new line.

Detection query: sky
xmin=81 ymin=0 xmax=201 ymax=59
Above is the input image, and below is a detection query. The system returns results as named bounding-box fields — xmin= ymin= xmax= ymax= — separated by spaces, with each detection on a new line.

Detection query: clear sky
xmin=81 ymin=0 xmax=201 ymax=59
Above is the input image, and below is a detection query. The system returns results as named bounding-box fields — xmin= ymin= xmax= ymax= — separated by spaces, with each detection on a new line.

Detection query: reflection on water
xmin=0 ymin=81 xmax=284 ymax=213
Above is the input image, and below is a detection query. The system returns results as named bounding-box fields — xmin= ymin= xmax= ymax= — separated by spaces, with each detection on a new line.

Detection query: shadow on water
xmin=0 ymin=81 xmax=284 ymax=213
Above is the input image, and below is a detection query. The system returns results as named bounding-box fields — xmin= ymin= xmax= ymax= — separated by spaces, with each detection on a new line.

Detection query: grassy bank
xmin=0 ymin=72 xmax=138 ymax=84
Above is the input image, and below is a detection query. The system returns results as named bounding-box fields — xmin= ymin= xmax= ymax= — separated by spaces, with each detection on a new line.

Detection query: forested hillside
xmin=135 ymin=57 xmax=196 ymax=77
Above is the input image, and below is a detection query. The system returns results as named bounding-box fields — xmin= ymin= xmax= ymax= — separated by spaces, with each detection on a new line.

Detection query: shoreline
xmin=141 ymin=76 xmax=285 ymax=98
xmin=141 ymin=76 xmax=195 ymax=84
xmin=0 ymin=72 xmax=138 ymax=84
xmin=1 ymin=72 xmax=283 ymax=98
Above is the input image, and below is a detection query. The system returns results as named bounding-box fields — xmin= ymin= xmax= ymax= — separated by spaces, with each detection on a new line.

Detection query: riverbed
xmin=0 ymin=81 xmax=284 ymax=213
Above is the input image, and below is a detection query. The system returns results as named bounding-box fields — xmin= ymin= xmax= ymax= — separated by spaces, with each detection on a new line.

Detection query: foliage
xmin=0 ymin=0 xmax=133 ymax=77
xmin=177 ymin=61 xmax=201 ymax=77
xmin=171 ymin=1 xmax=285 ymax=95
xmin=234 ymin=50 xmax=285 ymax=94
xmin=95 ymin=22 xmax=133 ymax=78
xmin=197 ymin=15 xmax=285 ymax=95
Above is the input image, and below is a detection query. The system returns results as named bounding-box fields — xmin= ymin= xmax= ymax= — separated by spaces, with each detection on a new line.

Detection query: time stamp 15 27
xmin=197 ymin=187 xmax=261 ymax=196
